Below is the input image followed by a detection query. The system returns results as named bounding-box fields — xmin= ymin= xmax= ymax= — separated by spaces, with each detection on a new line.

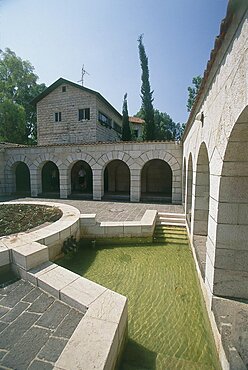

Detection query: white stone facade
xmin=183 ymin=3 xmax=248 ymax=303
xmin=36 ymin=79 xmax=122 ymax=145
xmin=3 ymin=141 xmax=182 ymax=203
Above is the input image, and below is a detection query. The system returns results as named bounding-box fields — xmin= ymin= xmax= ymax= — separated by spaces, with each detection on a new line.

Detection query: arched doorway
xmin=141 ymin=159 xmax=172 ymax=202
xmin=104 ymin=160 xmax=130 ymax=200
xmin=71 ymin=161 xmax=93 ymax=197
xmin=193 ymin=143 xmax=210 ymax=278
xmin=213 ymin=107 xmax=248 ymax=299
xmin=186 ymin=154 xmax=193 ymax=228
xmin=41 ymin=161 xmax=60 ymax=194
xmin=15 ymin=162 xmax=31 ymax=195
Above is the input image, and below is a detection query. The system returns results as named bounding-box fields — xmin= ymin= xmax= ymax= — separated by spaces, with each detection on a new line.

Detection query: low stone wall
xmin=80 ymin=209 xmax=157 ymax=241
xmin=26 ymin=262 xmax=127 ymax=370
xmin=1 ymin=201 xmax=152 ymax=369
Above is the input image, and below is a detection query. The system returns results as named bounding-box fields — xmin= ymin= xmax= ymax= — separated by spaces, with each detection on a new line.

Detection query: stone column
xmin=130 ymin=168 xmax=141 ymax=202
xmin=59 ymin=168 xmax=70 ymax=199
xmin=172 ymin=168 xmax=182 ymax=204
xmin=93 ymin=168 xmax=103 ymax=200
xmin=30 ymin=167 xmax=39 ymax=197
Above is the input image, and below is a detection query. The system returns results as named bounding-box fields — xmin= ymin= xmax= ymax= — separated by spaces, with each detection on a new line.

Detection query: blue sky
xmin=0 ymin=0 xmax=228 ymax=123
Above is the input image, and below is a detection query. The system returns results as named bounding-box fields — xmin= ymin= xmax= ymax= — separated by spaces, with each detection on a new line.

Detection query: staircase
xmin=153 ymin=212 xmax=188 ymax=244
xmin=157 ymin=212 xmax=186 ymax=227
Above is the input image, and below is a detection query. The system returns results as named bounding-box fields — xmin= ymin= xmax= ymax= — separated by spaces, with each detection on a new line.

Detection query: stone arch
xmin=193 ymin=142 xmax=210 ymax=235
xmin=94 ymin=151 xmax=133 ymax=171
xmin=34 ymin=154 xmax=64 ymax=171
xmin=137 ymin=150 xmax=181 ymax=203
xmin=64 ymin=152 xmax=96 ymax=172
xmin=4 ymin=156 xmax=33 ymax=194
xmin=32 ymin=154 xmax=65 ymax=196
xmin=15 ymin=162 xmax=31 ymax=194
xmin=213 ymin=106 xmax=248 ymax=299
xmin=103 ymin=159 xmax=130 ymax=200
xmin=193 ymin=143 xmax=210 ymax=279
xmin=70 ymin=160 xmax=93 ymax=195
xmin=41 ymin=161 xmax=60 ymax=194
xmin=186 ymin=153 xmax=193 ymax=228
xmin=141 ymin=159 xmax=172 ymax=202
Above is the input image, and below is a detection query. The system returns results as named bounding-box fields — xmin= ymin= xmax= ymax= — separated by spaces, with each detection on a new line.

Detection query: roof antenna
xmin=78 ymin=65 xmax=90 ymax=86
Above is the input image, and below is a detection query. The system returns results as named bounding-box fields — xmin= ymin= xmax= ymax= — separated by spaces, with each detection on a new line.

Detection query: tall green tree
xmin=121 ymin=93 xmax=132 ymax=141
xmin=138 ymin=35 xmax=155 ymax=140
xmin=136 ymin=108 xmax=184 ymax=140
xmin=187 ymin=75 xmax=202 ymax=112
xmin=0 ymin=48 xmax=46 ymax=144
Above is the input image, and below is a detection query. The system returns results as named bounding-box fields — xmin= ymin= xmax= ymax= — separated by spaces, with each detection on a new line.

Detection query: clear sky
xmin=0 ymin=0 xmax=228 ymax=123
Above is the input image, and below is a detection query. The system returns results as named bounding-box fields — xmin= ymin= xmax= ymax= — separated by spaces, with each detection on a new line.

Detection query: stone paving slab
xmin=0 ymin=279 xmax=84 ymax=370
xmin=13 ymin=197 xmax=183 ymax=222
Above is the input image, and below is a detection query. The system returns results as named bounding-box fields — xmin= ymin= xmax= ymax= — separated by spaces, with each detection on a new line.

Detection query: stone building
xmin=33 ymin=78 xmax=122 ymax=146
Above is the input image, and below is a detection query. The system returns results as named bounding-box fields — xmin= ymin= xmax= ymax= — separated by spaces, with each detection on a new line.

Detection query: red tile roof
xmin=129 ymin=116 xmax=145 ymax=124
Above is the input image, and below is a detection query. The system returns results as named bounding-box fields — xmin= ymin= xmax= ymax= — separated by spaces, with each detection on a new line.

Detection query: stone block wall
xmin=37 ymin=83 xmax=121 ymax=145
xmin=182 ymin=5 xmax=248 ymax=302
xmin=3 ymin=141 xmax=183 ymax=203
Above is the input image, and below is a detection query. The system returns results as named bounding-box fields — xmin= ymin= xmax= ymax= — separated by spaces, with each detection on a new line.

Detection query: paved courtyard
xmin=0 ymin=279 xmax=84 ymax=370
xmin=9 ymin=197 xmax=184 ymax=222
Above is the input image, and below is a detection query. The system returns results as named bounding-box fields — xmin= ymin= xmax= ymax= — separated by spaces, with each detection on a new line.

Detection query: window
xmin=55 ymin=112 xmax=62 ymax=122
xmin=79 ymin=108 xmax=90 ymax=121
xmin=62 ymin=86 xmax=66 ymax=92
xmin=98 ymin=111 xmax=112 ymax=128
xmin=113 ymin=121 xmax=122 ymax=134
xmin=133 ymin=129 xmax=139 ymax=138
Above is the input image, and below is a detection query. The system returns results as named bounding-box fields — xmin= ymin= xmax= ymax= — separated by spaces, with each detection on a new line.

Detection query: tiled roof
xmin=129 ymin=116 xmax=145 ymax=124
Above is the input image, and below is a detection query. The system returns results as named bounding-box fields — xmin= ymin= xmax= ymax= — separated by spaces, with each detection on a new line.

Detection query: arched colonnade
xmin=183 ymin=106 xmax=248 ymax=300
xmin=5 ymin=149 xmax=181 ymax=203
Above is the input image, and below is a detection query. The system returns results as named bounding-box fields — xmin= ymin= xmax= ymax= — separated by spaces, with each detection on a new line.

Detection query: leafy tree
xmin=136 ymin=108 xmax=184 ymax=141
xmin=138 ymin=35 xmax=155 ymax=140
xmin=187 ymin=75 xmax=202 ymax=112
xmin=121 ymin=93 xmax=132 ymax=141
xmin=0 ymin=48 xmax=46 ymax=144
xmin=0 ymin=99 xmax=26 ymax=143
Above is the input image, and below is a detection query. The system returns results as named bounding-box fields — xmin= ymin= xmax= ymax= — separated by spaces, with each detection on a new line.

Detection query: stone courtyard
xmin=0 ymin=279 xmax=84 ymax=370
xmin=0 ymin=1 xmax=248 ymax=368
xmin=11 ymin=197 xmax=183 ymax=222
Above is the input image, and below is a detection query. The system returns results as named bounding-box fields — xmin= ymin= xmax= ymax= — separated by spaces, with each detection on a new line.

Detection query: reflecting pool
xmin=58 ymin=229 xmax=220 ymax=370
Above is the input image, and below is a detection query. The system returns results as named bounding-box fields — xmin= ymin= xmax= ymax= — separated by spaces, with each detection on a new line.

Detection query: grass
xmin=0 ymin=204 xmax=62 ymax=236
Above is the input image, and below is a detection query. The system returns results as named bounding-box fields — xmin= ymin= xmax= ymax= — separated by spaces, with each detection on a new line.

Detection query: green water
xmin=58 ymin=232 xmax=220 ymax=370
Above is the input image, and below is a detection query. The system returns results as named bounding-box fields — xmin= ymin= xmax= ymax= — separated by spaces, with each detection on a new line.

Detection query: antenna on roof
xmin=78 ymin=65 xmax=90 ymax=86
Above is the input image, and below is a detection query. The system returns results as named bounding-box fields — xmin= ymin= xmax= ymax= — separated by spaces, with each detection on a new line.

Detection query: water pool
xmin=58 ymin=234 xmax=220 ymax=369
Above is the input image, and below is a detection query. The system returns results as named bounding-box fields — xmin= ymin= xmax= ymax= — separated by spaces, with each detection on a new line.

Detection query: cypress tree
xmin=138 ymin=34 xmax=155 ymax=140
xmin=122 ymin=93 xmax=132 ymax=141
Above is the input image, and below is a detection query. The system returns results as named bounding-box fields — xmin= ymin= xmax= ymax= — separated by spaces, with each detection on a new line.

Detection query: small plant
xmin=62 ymin=236 xmax=79 ymax=255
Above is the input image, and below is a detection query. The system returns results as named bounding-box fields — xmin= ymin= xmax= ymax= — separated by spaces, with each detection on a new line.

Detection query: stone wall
xmin=182 ymin=5 xmax=248 ymax=302
xmin=37 ymin=83 xmax=121 ymax=145
xmin=3 ymin=141 xmax=182 ymax=203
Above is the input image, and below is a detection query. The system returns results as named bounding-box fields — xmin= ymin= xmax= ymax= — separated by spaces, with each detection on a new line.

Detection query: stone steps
xmin=153 ymin=213 xmax=187 ymax=244
xmin=157 ymin=212 xmax=186 ymax=227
